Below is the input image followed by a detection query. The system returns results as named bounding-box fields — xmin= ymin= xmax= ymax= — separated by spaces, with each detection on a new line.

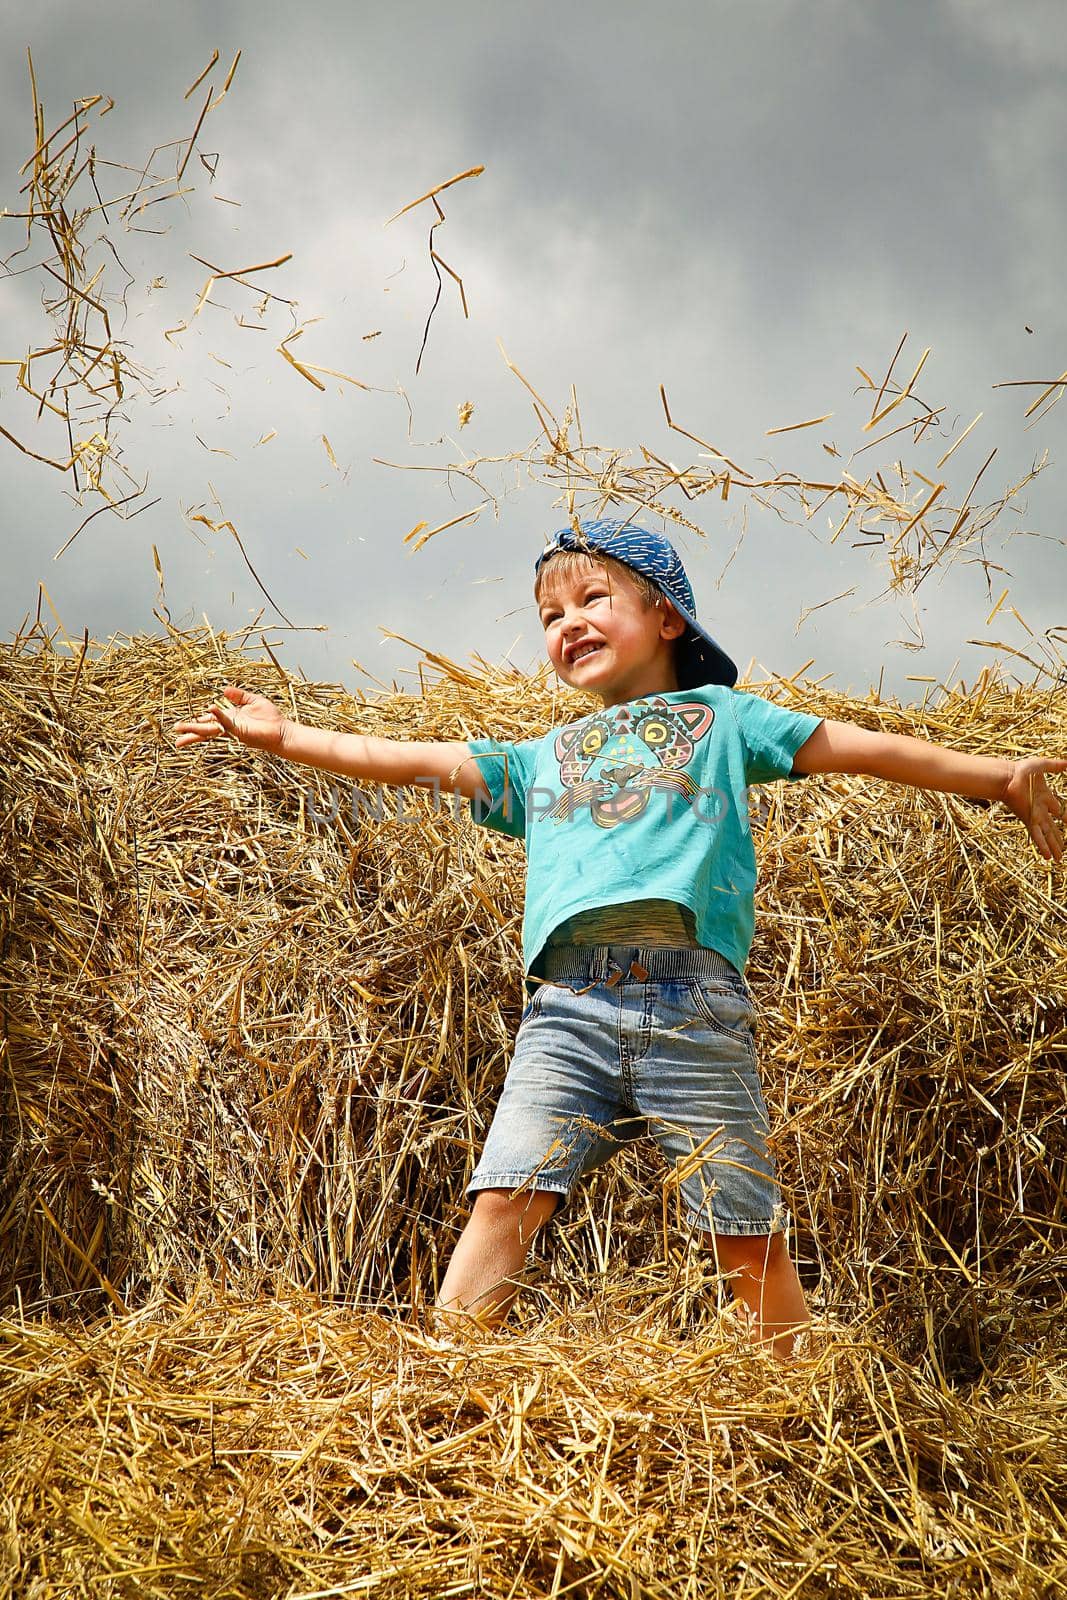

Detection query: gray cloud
xmin=2 ymin=0 xmax=1065 ymax=702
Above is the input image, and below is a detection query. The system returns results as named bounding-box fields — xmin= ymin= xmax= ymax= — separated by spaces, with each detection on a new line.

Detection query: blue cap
xmin=535 ymin=518 xmax=738 ymax=689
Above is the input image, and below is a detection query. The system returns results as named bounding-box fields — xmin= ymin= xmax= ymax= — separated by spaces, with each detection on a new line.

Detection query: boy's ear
xmin=659 ymin=598 xmax=687 ymax=640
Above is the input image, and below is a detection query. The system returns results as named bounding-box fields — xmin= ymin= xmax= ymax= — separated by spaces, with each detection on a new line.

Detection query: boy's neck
xmin=597 ymin=662 xmax=681 ymax=708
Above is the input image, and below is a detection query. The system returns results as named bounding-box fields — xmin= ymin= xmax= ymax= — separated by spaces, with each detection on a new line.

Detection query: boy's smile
xmin=538 ymin=560 xmax=686 ymax=706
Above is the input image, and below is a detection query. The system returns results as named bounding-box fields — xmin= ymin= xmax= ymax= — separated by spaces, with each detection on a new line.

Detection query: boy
xmin=174 ymin=518 xmax=1064 ymax=1358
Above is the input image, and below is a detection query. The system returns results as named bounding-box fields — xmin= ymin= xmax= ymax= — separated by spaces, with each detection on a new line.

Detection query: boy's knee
xmin=470 ymin=1186 xmax=560 ymax=1233
xmin=706 ymin=1229 xmax=787 ymax=1275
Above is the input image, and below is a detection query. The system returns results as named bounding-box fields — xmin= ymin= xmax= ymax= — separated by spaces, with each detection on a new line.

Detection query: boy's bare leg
xmin=435 ymin=1187 xmax=559 ymax=1328
xmin=704 ymin=1229 xmax=809 ymax=1360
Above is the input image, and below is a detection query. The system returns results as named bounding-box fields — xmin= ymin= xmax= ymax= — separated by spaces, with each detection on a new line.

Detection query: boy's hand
xmin=172 ymin=685 xmax=288 ymax=755
xmin=1001 ymin=758 xmax=1067 ymax=862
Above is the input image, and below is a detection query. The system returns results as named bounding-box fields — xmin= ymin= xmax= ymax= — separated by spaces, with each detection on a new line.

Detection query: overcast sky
xmin=2 ymin=0 xmax=1065 ymax=703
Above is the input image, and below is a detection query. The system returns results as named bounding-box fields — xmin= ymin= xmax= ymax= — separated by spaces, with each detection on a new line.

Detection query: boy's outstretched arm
xmin=792 ymin=718 xmax=1066 ymax=863
xmin=172 ymin=684 xmax=491 ymax=802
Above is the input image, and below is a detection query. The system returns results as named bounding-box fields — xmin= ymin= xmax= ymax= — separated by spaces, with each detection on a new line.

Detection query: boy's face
xmin=537 ymin=559 xmax=686 ymax=706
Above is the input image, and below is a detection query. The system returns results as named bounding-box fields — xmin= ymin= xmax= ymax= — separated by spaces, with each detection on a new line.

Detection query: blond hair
xmin=533 ymin=548 xmax=665 ymax=611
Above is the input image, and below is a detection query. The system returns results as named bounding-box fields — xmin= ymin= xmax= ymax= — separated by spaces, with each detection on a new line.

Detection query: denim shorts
xmin=467 ymin=945 xmax=784 ymax=1236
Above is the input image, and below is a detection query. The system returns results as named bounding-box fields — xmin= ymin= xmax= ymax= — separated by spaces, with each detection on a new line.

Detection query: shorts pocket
xmin=688 ymin=980 xmax=755 ymax=1043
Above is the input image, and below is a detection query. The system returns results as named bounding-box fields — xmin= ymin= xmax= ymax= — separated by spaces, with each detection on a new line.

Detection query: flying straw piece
xmin=175 ymin=86 xmax=213 ymax=184
xmin=212 ymin=49 xmax=242 ymax=107
xmin=947 ymin=450 xmax=997 ymax=539
xmin=415 ymin=197 xmax=467 ymax=375
xmin=867 ymin=329 xmax=908 ymax=424
xmin=986 ymin=588 xmax=1010 ymax=626
xmin=277 ymin=339 xmax=326 ymax=391
xmin=935 ymin=412 xmax=983 ymax=470
xmin=189 ymin=251 xmax=293 ymax=283
xmin=1024 ymin=369 xmax=1067 ymax=420
xmin=34 ymin=581 xmax=71 ymax=644
xmin=18 ymin=93 xmax=109 ymax=176
xmin=184 ymin=49 xmax=219 ymax=100
xmin=660 ymin=385 xmax=751 ymax=478
xmin=301 ymin=362 xmax=371 ymax=391
xmin=966 ymin=636 xmax=1051 ymax=675
xmin=500 ymin=342 xmax=562 ymax=433
xmin=194 ymin=435 xmax=235 ymax=458
xmin=53 ymin=483 xmax=158 ymax=560
xmin=403 ymin=503 xmax=486 ymax=552
xmin=386 ymin=170 xmax=483 ymax=373
xmin=186 ymin=252 xmax=294 ymax=323
xmin=384 ymin=165 xmax=485 ymax=225
xmin=0 ymin=420 xmax=72 ymax=472
xmin=886 ymin=482 xmax=944 ymax=569
xmin=186 ymin=508 xmax=296 ymax=625
xmin=865 ymin=347 xmax=931 ymax=431
xmin=993 ymin=371 xmax=1067 ymax=418
xmin=794 ymin=588 xmax=857 ymax=633
xmin=854 ymin=407 xmax=946 ymax=458
xmin=765 ymin=413 xmax=833 ymax=436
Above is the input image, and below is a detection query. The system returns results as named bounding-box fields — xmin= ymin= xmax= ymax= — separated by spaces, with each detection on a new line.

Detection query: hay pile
xmin=1 ymin=626 xmax=1065 ymax=1597
xmin=4 ymin=1292 xmax=1066 ymax=1599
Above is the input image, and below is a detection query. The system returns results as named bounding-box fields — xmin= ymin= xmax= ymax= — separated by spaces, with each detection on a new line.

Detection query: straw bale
xmin=0 ymin=627 xmax=549 ymax=1308
xmin=1 ymin=629 xmax=1062 ymax=1337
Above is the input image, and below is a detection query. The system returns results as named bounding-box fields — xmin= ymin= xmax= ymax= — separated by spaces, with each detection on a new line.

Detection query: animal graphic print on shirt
xmin=545 ymin=697 xmax=715 ymax=829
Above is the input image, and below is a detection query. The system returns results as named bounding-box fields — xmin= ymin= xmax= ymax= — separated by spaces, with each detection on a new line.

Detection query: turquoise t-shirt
xmin=467 ymin=686 xmax=822 ymax=977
